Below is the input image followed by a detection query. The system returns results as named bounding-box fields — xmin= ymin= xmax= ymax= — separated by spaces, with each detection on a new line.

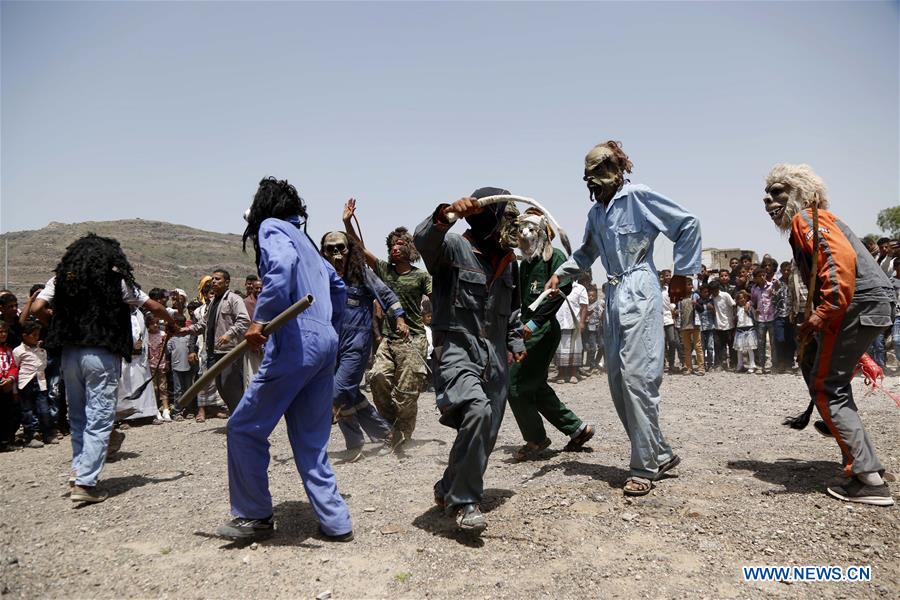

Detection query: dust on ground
xmin=1 ymin=372 xmax=898 ymax=599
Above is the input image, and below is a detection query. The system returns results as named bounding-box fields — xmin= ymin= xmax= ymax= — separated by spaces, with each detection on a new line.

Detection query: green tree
xmin=876 ymin=206 xmax=900 ymax=238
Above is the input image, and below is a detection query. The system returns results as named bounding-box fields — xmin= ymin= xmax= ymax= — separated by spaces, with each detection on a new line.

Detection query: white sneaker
xmin=162 ymin=409 xmax=172 ymax=421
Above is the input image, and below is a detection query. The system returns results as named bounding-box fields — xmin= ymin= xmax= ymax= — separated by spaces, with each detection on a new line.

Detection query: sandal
xmin=654 ymin=454 xmax=681 ymax=480
xmin=514 ymin=438 xmax=552 ymax=461
xmin=623 ymin=477 xmax=653 ymax=496
xmin=195 ymin=415 xmax=206 ymax=423
xmin=563 ymin=424 xmax=595 ymax=452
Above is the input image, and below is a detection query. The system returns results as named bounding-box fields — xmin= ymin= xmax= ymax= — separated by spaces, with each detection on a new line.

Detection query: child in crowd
xmin=697 ymin=284 xmax=717 ymax=369
xmin=13 ymin=321 xmax=55 ymax=447
xmin=710 ymin=269 xmax=737 ymax=298
xmin=773 ymin=261 xmax=796 ymax=373
xmin=676 ymin=282 xmax=704 ymax=375
xmin=0 ymin=321 xmax=20 ymax=451
xmin=146 ymin=314 xmax=171 ymax=421
xmin=733 ymin=290 xmax=758 ymax=373
xmin=166 ymin=314 xmax=196 ymax=414
xmin=0 ymin=293 xmax=22 ymax=348
xmin=750 ymin=261 xmax=779 ymax=374
xmin=709 ymin=280 xmax=736 ymax=370
xmin=585 ymin=285 xmax=603 ymax=372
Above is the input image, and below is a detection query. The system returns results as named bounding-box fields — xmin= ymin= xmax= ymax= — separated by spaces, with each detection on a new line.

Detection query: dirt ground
xmin=1 ymin=371 xmax=898 ymax=599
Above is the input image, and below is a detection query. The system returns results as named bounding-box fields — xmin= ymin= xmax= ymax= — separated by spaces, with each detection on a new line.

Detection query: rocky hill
xmin=0 ymin=219 xmax=259 ymax=300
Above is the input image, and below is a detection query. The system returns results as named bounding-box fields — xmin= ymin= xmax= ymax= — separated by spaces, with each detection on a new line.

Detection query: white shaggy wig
xmin=766 ymin=163 xmax=830 ymax=210
xmin=765 ymin=163 xmax=830 ymax=231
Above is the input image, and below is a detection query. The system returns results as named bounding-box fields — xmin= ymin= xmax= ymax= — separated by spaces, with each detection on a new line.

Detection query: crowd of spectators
xmin=0 ymin=236 xmax=897 ymax=453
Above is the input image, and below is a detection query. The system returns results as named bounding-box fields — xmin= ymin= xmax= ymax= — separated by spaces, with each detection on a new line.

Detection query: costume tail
xmin=783 ymin=399 xmax=815 ymax=430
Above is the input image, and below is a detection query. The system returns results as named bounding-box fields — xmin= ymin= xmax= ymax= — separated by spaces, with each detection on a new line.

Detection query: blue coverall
xmin=227 ymin=216 xmax=352 ymax=536
xmin=555 ymin=183 xmax=701 ymax=479
xmin=334 ymin=268 xmax=405 ymax=449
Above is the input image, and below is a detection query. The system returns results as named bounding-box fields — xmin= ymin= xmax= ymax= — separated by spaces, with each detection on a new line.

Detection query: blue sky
xmin=2 ymin=1 xmax=897 ymax=277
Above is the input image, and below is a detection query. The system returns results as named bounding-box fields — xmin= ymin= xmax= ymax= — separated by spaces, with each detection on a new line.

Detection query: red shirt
xmin=0 ymin=344 xmax=18 ymax=381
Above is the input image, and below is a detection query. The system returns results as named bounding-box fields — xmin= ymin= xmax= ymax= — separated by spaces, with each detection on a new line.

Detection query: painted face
xmin=389 ymin=236 xmax=411 ymax=263
xmin=583 ymin=146 xmax=623 ymax=205
xmin=323 ymin=231 xmax=350 ymax=275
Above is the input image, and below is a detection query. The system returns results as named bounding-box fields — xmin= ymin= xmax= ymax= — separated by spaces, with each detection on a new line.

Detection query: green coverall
xmin=508 ymin=247 xmax=584 ymax=444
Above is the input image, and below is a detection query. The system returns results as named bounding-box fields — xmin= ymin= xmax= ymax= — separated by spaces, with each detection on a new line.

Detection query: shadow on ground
xmin=523 ymin=460 xmax=629 ymax=489
xmin=411 ymin=488 xmax=514 ymax=548
xmin=71 ymin=471 xmax=191 ymax=508
xmin=193 ymin=500 xmax=338 ymax=549
xmin=727 ymin=458 xmax=841 ymax=494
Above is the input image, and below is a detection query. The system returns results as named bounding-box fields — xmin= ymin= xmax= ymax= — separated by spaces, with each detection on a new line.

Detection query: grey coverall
xmin=414 ymin=207 xmax=526 ymax=510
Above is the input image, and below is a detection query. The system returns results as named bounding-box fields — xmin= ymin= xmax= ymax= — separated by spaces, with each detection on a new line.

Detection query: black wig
xmin=242 ymin=176 xmax=307 ymax=269
xmin=320 ymin=232 xmax=367 ymax=288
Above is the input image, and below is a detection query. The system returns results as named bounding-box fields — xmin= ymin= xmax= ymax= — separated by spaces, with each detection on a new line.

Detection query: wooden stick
xmin=798 ymin=203 xmax=820 ymax=362
xmin=175 ymin=295 xmax=315 ymax=409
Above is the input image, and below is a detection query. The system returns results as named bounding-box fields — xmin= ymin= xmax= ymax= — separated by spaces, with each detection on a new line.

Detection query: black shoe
xmin=216 ymin=516 xmax=275 ymax=541
xmin=454 ymin=504 xmax=487 ymax=533
xmin=813 ymin=420 xmax=833 ymax=437
xmin=318 ymin=526 xmax=354 ymax=542
xmin=827 ymin=478 xmax=894 ymax=507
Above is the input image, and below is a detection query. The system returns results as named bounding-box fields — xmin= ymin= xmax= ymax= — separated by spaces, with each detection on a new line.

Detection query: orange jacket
xmin=790 ymin=209 xmax=856 ymax=325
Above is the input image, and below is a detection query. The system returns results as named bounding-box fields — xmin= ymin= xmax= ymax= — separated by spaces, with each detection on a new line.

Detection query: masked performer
xmin=414 ymin=187 xmax=527 ymax=533
xmin=217 ymin=177 xmax=353 ymax=541
xmin=320 ymin=230 xmax=408 ymax=458
xmin=509 ymin=209 xmax=594 ymax=460
xmin=31 ymin=234 xmax=175 ymax=503
xmin=342 ymin=200 xmax=431 ymax=454
xmin=764 ymin=164 xmax=894 ymax=506
xmin=547 ymin=141 xmax=701 ymax=496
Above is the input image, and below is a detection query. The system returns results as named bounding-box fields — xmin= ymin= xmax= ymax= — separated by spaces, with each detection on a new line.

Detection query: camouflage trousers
xmin=370 ymin=335 xmax=429 ymax=438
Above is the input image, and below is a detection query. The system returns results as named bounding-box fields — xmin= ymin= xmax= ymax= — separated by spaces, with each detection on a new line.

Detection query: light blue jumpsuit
xmin=555 ymin=183 xmax=701 ymax=479
xmin=227 ymin=216 xmax=352 ymax=536
xmin=334 ymin=267 xmax=404 ymax=449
